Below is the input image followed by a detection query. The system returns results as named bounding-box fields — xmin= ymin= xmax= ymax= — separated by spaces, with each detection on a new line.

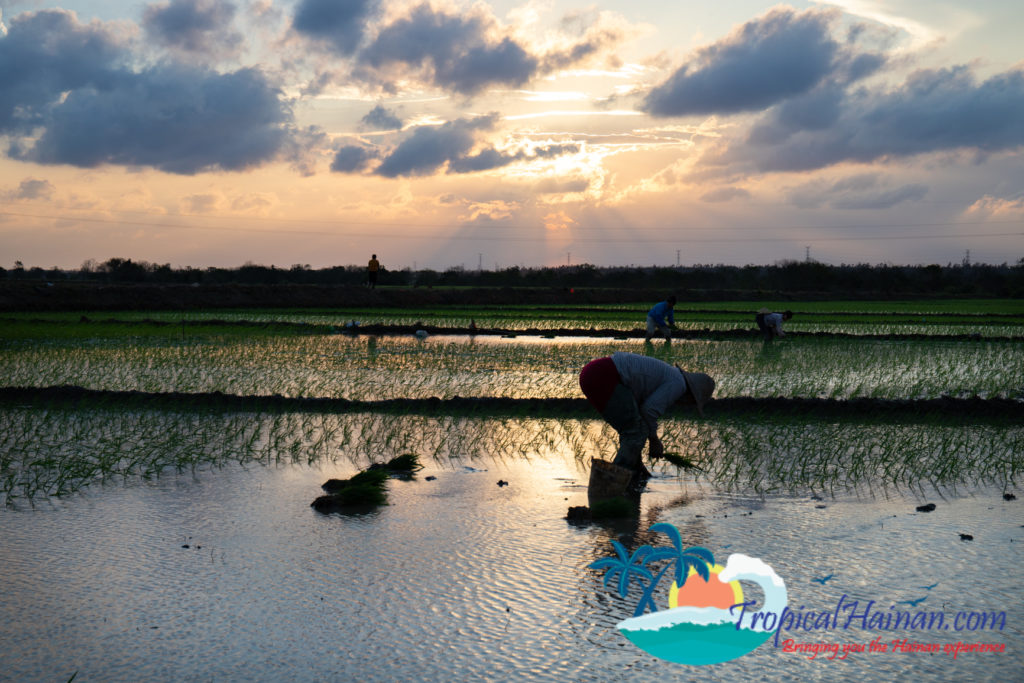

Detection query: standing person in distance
xmin=367 ymin=254 xmax=380 ymax=289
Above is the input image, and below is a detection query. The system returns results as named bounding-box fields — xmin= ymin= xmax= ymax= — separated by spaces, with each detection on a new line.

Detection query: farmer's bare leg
xmin=601 ymin=384 xmax=647 ymax=472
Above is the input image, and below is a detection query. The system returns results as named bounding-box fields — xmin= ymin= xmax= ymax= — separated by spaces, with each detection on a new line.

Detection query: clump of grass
xmin=313 ymin=468 xmax=389 ymax=513
xmin=370 ymin=453 xmax=423 ymax=473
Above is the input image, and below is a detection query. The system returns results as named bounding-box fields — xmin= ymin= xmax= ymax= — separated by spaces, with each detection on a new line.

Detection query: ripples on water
xmin=1 ymin=452 xmax=1021 ymax=682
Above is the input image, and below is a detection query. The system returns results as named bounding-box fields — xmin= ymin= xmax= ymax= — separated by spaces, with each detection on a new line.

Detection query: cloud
xmin=331 ymin=144 xmax=377 ymax=172
xmin=341 ymin=3 xmax=622 ymax=96
xmin=361 ymin=104 xmax=402 ymax=130
xmin=787 ymin=174 xmax=927 ymax=209
xmin=738 ymin=65 xmax=1024 ymax=172
xmin=372 ymin=114 xmax=496 ymax=177
xmin=292 ymin=0 xmax=380 ymax=55
xmin=700 ymin=186 xmax=751 ymax=203
xmin=544 ymin=210 xmax=577 ymax=231
xmin=331 ymin=114 xmax=580 ymax=177
xmin=964 ymin=194 xmax=1024 ymax=218
xmin=7 ymin=177 xmax=55 ymax=200
xmin=143 ymin=0 xmax=243 ymax=58
xmin=0 ymin=9 xmax=128 ymax=133
xmin=1 ymin=10 xmax=301 ymax=174
xmin=18 ymin=64 xmax=295 ymax=174
xmin=181 ymin=192 xmax=224 ymax=212
xmin=641 ymin=7 xmax=885 ymax=119
xmin=535 ymin=177 xmax=590 ymax=194
xmin=359 ymin=4 xmax=537 ymax=95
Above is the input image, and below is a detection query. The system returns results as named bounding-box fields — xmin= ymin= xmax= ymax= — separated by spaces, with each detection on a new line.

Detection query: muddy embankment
xmin=1 ymin=280 xmax=993 ymax=313
xmin=0 ymin=281 xmax=705 ymax=312
xmin=5 ymin=315 xmax=1022 ymax=342
xmin=2 ymin=386 xmax=1022 ymax=423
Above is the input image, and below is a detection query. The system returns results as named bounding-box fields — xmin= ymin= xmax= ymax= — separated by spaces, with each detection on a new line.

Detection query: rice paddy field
xmin=1 ymin=299 xmax=1022 ymax=682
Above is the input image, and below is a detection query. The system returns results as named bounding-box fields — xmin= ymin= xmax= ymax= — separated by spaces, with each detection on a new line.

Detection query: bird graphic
xmin=920 ymin=582 xmax=939 ymax=591
xmin=811 ymin=574 xmax=834 ymax=585
xmin=897 ymin=596 xmax=928 ymax=607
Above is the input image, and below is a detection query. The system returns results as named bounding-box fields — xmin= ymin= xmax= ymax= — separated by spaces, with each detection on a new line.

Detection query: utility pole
xmin=567 ymin=252 xmax=571 ymax=266
xmin=805 ymin=246 xmax=811 ymax=262
xmin=963 ymin=249 xmax=971 ymax=266
xmin=478 ymin=253 xmax=483 ymax=272
xmin=676 ymin=250 xmax=681 ymax=267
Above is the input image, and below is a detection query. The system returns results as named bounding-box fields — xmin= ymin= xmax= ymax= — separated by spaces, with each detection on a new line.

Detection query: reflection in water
xmin=0 ymin=410 xmax=1021 ymax=681
xmin=3 ymin=334 xmax=1023 ymax=401
xmin=2 ymin=407 xmax=1021 ymax=505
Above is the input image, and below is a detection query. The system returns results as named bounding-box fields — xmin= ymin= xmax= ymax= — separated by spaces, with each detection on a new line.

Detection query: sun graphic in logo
xmin=590 ymin=524 xmax=788 ymax=666
xmin=668 ymin=563 xmax=744 ymax=611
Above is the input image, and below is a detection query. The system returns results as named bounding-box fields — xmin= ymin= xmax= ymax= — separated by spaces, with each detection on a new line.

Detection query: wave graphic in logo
xmin=591 ymin=524 xmax=787 ymax=665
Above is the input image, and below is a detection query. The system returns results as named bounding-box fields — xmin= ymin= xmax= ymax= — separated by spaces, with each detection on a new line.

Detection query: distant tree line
xmin=4 ymin=257 xmax=1024 ymax=298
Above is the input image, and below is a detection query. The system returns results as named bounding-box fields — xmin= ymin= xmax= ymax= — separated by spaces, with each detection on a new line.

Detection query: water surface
xmin=1 ymin=453 xmax=1020 ymax=682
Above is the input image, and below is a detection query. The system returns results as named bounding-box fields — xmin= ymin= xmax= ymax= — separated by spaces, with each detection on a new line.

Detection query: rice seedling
xmin=312 ymin=468 xmax=389 ymax=512
xmin=3 ymin=298 xmax=1022 ymax=508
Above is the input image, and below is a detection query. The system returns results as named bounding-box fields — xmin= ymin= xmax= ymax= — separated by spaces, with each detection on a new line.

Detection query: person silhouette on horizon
xmin=367 ymin=254 xmax=380 ymax=289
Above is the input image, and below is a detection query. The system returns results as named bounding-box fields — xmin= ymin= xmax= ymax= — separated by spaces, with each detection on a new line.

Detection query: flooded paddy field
xmin=1 ymin=302 xmax=1022 ymax=681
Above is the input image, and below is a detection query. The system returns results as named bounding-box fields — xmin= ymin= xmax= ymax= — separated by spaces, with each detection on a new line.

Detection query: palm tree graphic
xmin=590 ymin=523 xmax=715 ymax=617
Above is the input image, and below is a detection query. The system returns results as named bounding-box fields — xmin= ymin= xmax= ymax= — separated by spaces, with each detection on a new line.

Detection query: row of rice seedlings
xmin=660 ymin=419 xmax=1024 ymax=496
xmin=24 ymin=305 xmax=1022 ymax=336
xmin=3 ymin=332 xmax=1023 ymax=402
xmin=4 ymin=404 xmax=1020 ymax=506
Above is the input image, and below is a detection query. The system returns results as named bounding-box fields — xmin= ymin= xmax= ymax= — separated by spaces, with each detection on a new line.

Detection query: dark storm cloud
xmin=372 ymin=115 xmax=497 ymax=177
xmin=343 ymin=3 xmax=619 ymax=96
xmin=1 ymin=10 xmax=301 ymax=174
xmin=0 ymin=10 xmax=127 ymax=133
xmin=360 ymin=104 xmax=402 ymax=130
xmin=14 ymin=63 xmax=293 ymax=174
xmin=360 ymin=4 xmax=537 ymax=95
xmin=332 ymin=114 xmax=579 ymax=177
xmin=740 ymin=65 xmax=1024 ymax=172
xmin=642 ymin=7 xmax=848 ymax=117
xmin=143 ymin=0 xmax=242 ymax=56
xmin=330 ymin=144 xmax=377 ymax=172
xmin=292 ymin=0 xmax=379 ymax=55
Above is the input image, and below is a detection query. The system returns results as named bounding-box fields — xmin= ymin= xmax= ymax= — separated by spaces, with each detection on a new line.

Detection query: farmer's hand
xmin=649 ymin=436 xmax=665 ymax=460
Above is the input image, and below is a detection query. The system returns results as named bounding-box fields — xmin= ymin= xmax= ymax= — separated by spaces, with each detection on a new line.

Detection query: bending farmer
xmin=755 ymin=309 xmax=792 ymax=340
xmin=579 ymin=352 xmax=714 ymax=478
xmin=645 ymin=295 xmax=677 ymax=341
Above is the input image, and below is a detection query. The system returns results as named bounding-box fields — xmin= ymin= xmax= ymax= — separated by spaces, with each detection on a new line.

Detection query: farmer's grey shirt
xmin=610 ymin=352 xmax=687 ymax=437
xmin=764 ymin=312 xmax=785 ymax=332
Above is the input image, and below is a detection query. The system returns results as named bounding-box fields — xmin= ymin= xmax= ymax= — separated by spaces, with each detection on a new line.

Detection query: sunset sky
xmin=1 ymin=0 xmax=1022 ymax=270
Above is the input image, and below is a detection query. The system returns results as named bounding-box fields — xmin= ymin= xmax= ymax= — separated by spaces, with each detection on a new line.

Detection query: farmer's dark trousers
xmin=579 ymin=357 xmax=647 ymax=471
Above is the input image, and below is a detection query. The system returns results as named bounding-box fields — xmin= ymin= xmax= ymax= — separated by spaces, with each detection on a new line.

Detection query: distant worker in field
xmin=755 ymin=308 xmax=793 ymax=340
xmin=645 ymin=295 xmax=677 ymax=342
xmin=579 ymin=352 xmax=714 ymax=485
xmin=367 ymin=254 xmax=380 ymax=289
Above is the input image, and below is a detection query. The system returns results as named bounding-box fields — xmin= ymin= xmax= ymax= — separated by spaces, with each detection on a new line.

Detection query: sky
xmin=1 ymin=0 xmax=1022 ymax=270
